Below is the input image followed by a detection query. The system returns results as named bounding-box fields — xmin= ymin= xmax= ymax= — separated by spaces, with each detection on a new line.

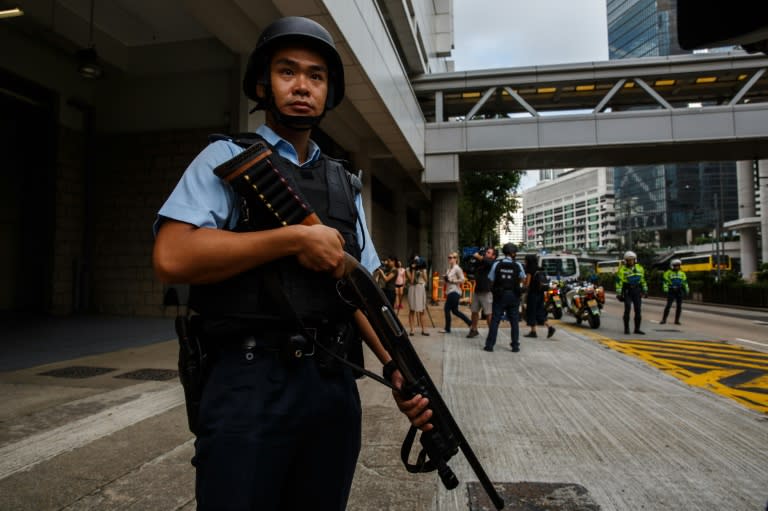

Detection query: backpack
xmin=493 ymin=260 xmax=522 ymax=295
xmin=532 ymin=270 xmax=548 ymax=291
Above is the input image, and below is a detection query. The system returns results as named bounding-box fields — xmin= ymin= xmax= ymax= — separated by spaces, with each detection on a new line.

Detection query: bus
xmin=596 ymin=260 xmax=622 ymax=274
xmin=678 ymin=254 xmax=732 ymax=273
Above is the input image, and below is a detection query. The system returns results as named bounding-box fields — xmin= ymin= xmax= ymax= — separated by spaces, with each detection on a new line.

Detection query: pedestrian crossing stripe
xmin=564 ymin=327 xmax=768 ymax=414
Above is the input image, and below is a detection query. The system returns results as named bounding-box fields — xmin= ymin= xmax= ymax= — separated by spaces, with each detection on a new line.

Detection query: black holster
xmin=176 ymin=315 xmax=210 ymax=435
xmin=314 ymin=321 xmax=359 ymax=376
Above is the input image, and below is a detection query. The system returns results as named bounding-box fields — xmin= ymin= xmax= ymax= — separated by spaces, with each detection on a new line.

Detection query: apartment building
xmin=522 ymin=168 xmax=617 ymax=251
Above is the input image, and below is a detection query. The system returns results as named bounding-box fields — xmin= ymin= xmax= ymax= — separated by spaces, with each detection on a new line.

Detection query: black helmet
xmin=243 ymin=16 xmax=345 ymax=111
xmin=502 ymin=243 xmax=518 ymax=256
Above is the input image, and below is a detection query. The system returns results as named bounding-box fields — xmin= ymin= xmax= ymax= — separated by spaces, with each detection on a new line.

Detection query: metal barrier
xmin=430 ymin=272 xmax=476 ymax=305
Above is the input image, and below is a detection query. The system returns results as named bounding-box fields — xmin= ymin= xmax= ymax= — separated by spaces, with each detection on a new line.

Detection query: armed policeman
xmin=153 ymin=16 xmax=431 ymax=510
xmin=615 ymin=250 xmax=648 ymax=335
xmin=660 ymin=258 xmax=689 ymax=325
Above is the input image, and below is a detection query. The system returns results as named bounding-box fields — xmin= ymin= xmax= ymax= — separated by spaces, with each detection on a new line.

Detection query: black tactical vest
xmin=189 ymin=136 xmax=362 ymax=331
xmin=493 ymin=260 xmax=522 ymax=295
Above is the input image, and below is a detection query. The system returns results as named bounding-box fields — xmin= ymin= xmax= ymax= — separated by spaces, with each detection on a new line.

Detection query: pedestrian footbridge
xmin=411 ymin=52 xmax=768 ymax=180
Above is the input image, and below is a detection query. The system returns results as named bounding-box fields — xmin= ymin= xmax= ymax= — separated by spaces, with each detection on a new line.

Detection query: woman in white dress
xmin=407 ymin=256 xmax=429 ymax=336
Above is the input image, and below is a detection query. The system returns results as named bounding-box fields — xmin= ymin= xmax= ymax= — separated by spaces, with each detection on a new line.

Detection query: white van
xmin=538 ymin=254 xmax=580 ymax=283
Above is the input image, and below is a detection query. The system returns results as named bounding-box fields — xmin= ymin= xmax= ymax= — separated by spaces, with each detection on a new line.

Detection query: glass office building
xmin=613 ymin=162 xmax=738 ymax=247
xmin=607 ymin=0 xmax=738 ymax=248
xmin=607 ymin=0 xmax=685 ymax=59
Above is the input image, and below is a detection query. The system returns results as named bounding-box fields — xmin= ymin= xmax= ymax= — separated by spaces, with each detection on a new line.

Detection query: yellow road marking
xmin=737 ymin=373 xmax=768 ymax=390
xmin=606 ymin=345 xmax=767 ymax=371
xmin=559 ymin=324 xmax=768 ymax=414
xmin=612 ymin=339 xmax=768 ymax=359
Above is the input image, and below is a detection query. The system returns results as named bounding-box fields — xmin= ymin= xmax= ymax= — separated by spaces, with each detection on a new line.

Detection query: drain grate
xmin=38 ymin=366 xmax=117 ymax=379
xmin=468 ymin=481 xmax=600 ymax=511
xmin=115 ymin=368 xmax=179 ymax=381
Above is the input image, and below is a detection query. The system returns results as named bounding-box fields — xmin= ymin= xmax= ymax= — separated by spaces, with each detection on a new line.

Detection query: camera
xmin=411 ymin=256 xmax=427 ymax=270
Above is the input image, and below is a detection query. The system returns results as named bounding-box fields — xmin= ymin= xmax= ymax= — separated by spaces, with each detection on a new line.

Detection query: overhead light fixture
xmin=77 ymin=0 xmax=102 ymax=79
xmin=77 ymin=47 xmax=102 ymax=79
xmin=0 ymin=7 xmax=24 ymax=19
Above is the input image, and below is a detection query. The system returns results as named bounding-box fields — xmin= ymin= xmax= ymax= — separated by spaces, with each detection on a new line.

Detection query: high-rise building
xmin=607 ymin=0 xmax=685 ymax=59
xmin=522 ymin=168 xmax=616 ymax=251
xmin=499 ymin=196 xmax=524 ymax=245
xmin=606 ymin=0 xmax=739 ymax=248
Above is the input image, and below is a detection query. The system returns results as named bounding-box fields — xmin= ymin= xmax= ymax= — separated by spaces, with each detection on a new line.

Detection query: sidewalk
xmin=1 ymin=300 xmax=766 ymax=510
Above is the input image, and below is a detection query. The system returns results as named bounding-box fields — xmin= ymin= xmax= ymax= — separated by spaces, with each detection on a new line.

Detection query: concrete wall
xmin=88 ymin=128 xmax=224 ymax=316
xmin=2 ymin=26 xmax=233 ymax=316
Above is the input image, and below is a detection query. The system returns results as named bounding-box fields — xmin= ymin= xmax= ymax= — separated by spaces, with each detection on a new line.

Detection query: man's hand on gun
xmin=389 ymin=369 xmax=434 ymax=431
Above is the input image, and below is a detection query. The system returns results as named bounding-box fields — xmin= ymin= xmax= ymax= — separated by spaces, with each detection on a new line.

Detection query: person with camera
xmin=407 ymin=256 xmax=430 ymax=335
xmin=375 ymin=255 xmax=398 ymax=307
xmin=152 ymin=16 xmax=432 ymax=510
xmin=467 ymin=247 xmax=496 ymax=338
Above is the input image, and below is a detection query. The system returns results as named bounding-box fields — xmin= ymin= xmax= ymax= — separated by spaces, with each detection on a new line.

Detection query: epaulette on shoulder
xmin=327 ymin=156 xmax=362 ymax=193
xmin=207 ymin=132 xmax=265 ymax=149
xmin=208 ymin=133 xmax=233 ymax=144
xmin=347 ymin=170 xmax=362 ymax=193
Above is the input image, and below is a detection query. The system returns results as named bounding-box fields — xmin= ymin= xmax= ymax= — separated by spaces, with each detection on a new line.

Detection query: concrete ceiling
xmin=2 ymin=0 xmax=261 ymax=74
xmin=2 ymin=0 xmax=428 ymax=195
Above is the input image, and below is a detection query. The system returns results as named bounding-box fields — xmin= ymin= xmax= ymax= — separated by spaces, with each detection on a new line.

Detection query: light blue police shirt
xmin=154 ymin=124 xmax=380 ymax=272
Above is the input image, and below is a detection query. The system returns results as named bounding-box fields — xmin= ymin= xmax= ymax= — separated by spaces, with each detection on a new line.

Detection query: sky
xmin=450 ymin=0 xmax=610 ymax=189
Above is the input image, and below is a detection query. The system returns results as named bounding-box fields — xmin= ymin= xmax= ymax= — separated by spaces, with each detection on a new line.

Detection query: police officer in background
xmin=616 ymin=250 xmax=648 ymax=335
xmin=484 ymin=243 xmax=526 ymax=352
xmin=660 ymin=258 xmax=689 ymax=325
xmin=153 ymin=17 xmax=431 ymax=510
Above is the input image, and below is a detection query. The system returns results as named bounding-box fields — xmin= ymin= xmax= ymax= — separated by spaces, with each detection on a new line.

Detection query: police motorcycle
xmin=544 ymin=280 xmax=564 ymax=319
xmin=561 ymin=280 xmax=605 ymax=329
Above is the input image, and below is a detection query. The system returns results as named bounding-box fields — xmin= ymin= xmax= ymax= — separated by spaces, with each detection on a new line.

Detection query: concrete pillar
xmin=432 ymin=189 xmax=459 ymax=274
xmin=235 ymin=54 xmax=266 ymax=133
xmin=394 ymin=192 xmax=408 ymax=262
xmin=419 ymin=208 xmax=430 ymax=261
xmin=760 ymin=159 xmax=768 ymax=266
xmin=737 ymin=160 xmax=758 ymax=280
xmin=349 ymin=143 xmax=374 ymax=235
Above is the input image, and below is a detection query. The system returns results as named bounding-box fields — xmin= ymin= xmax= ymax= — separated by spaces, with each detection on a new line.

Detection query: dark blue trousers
xmin=662 ymin=289 xmax=684 ymax=322
xmin=622 ymin=287 xmax=643 ymax=331
xmin=486 ymin=291 xmax=520 ymax=350
xmin=193 ymin=345 xmax=361 ymax=510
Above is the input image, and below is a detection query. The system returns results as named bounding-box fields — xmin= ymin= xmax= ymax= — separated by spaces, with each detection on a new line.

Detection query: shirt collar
xmin=255 ymin=124 xmax=321 ymax=167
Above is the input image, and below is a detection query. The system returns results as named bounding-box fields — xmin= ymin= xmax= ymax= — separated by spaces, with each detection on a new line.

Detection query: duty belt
xmin=238 ymin=328 xmax=324 ymax=360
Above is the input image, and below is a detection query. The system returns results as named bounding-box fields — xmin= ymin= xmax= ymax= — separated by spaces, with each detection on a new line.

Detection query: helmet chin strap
xmin=267 ymin=96 xmax=325 ymax=131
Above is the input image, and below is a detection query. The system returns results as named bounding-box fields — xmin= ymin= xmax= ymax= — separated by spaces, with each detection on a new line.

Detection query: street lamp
xmin=622 ymin=196 xmax=640 ymax=249
xmin=713 ymin=192 xmax=725 ymax=282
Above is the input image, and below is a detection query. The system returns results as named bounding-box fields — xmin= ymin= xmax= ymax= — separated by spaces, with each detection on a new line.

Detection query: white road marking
xmin=734 ymin=338 xmax=768 ymax=348
xmin=0 ymin=382 xmax=184 ymax=480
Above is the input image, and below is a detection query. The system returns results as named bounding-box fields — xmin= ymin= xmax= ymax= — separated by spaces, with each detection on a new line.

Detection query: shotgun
xmin=214 ymin=139 xmax=505 ymax=510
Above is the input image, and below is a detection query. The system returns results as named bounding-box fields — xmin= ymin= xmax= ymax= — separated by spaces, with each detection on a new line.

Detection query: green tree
xmin=458 ymin=170 xmax=521 ymax=249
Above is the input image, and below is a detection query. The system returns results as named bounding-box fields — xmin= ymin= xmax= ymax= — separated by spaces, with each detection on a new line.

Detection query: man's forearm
xmin=355 ymin=309 xmax=391 ymax=364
